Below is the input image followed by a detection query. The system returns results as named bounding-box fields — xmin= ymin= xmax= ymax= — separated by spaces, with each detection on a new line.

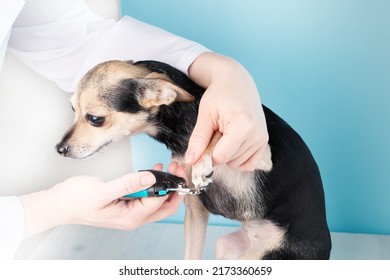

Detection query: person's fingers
xmin=227 ymin=145 xmax=266 ymax=171
xmin=167 ymin=161 xmax=179 ymax=173
xmin=113 ymin=196 xmax=168 ymax=230
xmin=212 ymin=125 xmax=248 ymax=165
xmin=185 ymin=111 xmax=215 ymax=165
xmin=225 ymin=144 xmax=257 ymax=168
xmin=102 ymin=171 xmax=156 ymax=201
xmin=212 ymin=114 xmax=267 ymax=169
xmin=99 ymin=161 xmax=189 ymax=230
xmin=113 ymin=192 xmax=183 ymax=230
xmin=238 ymin=148 xmax=266 ymax=171
xmin=151 ymin=163 xmax=164 ymax=171
xmin=132 ymin=161 xmax=186 ymax=224
xmin=167 ymin=161 xmax=188 ymax=181
xmin=174 ymin=166 xmax=188 ymax=182
xmin=142 ymin=193 xmax=184 ymax=224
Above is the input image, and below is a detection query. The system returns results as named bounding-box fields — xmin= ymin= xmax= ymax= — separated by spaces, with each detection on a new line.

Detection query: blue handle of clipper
xmin=123 ymin=187 xmax=169 ymax=199
xmin=123 ymin=189 xmax=150 ymax=198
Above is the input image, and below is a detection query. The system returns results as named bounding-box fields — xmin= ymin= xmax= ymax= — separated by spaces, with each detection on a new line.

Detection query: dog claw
xmin=192 ymin=154 xmax=214 ymax=192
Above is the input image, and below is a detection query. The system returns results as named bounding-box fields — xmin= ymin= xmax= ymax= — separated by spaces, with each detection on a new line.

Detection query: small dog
xmin=56 ymin=60 xmax=331 ymax=259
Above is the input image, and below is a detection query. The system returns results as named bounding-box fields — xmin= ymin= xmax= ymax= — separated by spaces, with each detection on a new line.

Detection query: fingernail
xmin=141 ymin=174 xmax=156 ymax=186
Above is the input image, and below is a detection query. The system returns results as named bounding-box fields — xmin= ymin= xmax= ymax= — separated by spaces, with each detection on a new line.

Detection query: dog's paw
xmin=191 ymin=154 xmax=214 ymax=191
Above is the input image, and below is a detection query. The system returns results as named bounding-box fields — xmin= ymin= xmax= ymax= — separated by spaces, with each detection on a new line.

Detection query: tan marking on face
xmin=62 ymin=60 xmax=159 ymax=158
xmin=76 ymin=60 xmax=153 ymax=101
xmin=60 ymin=108 xmax=156 ymax=159
xmin=58 ymin=60 xmax=192 ymax=159
xmin=80 ymin=60 xmax=151 ymax=83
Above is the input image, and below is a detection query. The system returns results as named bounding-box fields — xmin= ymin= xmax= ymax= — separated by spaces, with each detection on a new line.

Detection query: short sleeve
xmin=8 ymin=0 xmax=209 ymax=92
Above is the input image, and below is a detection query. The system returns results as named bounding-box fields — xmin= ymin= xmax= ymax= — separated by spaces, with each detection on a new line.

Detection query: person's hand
xmin=20 ymin=163 xmax=186 ymax=239
xmin=185 ymin=52 xmax=269 ymax=171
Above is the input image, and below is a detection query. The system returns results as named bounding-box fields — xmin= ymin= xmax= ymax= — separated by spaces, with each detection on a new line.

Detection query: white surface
xmin=16 ymin=223 xmax=390 ymax=260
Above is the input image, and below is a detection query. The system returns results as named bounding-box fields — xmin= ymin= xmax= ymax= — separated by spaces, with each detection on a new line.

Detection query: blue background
xmin=120 ymin=0 xmax=390 ymax=234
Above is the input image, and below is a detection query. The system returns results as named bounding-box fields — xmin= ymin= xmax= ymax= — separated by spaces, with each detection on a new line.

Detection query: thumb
xmin=185 ymin=112 xmax=215 ymax=165
xmin=103 ymin=171 xmax=156 ymax=201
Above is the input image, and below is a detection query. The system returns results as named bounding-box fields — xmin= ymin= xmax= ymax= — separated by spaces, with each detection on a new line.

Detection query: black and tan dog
xmin=56 ymin=60 xmax=331 ymax=259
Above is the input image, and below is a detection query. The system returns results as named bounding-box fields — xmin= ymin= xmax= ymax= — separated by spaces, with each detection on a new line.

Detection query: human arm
xmin=186 ymin=52 xmax=269 ymax=171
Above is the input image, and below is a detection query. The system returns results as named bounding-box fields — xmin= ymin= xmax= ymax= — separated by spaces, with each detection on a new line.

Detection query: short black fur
xmin=103 ymin=79 xmax=145 ymax=113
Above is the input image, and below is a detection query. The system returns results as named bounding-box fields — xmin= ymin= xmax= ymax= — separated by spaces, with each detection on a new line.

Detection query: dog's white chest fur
xmin=213 ymin=165 xmax=264 ymax=220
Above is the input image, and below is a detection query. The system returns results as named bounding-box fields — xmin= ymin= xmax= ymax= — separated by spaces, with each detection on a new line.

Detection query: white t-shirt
xmin=0 ymin=0 xmax=208 ymax=259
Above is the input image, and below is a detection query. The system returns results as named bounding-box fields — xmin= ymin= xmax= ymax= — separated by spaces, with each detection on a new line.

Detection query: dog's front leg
xmin=184 ymin=195 xmax=209 ymax=259
xmin=183 ymin=131 xmax=221 ymax=259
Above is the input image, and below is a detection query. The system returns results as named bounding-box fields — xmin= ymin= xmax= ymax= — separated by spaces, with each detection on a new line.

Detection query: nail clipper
xmin=122 ymin=169 xmax=200 ymax=199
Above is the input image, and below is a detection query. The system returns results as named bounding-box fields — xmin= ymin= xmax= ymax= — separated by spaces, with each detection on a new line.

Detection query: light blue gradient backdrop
xmin=120 ymin=1 xmax=390 ymax=234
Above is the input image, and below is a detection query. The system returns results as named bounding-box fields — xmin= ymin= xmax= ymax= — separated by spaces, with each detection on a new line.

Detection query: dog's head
xmin=56 ymin=60 xmax=194 ymax=159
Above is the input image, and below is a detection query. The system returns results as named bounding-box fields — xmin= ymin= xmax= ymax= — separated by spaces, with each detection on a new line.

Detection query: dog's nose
xmin=57 ymin=144 xmax=70 ymax=157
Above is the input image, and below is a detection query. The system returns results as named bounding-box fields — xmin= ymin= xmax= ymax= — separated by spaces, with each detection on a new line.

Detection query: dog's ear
xmin=138 ymin=79 xmax=195 ymax=108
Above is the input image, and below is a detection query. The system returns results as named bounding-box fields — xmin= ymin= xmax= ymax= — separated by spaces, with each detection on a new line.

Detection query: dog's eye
xmin=86 ymin=114 xmax=105 ymax=127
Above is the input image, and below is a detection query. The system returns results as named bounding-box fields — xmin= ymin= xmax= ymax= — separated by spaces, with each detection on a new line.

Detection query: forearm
xmin=188 ymin=52 xmax=259 ymax=99
xmin=19 ymin=190 xmax=62 ymax=239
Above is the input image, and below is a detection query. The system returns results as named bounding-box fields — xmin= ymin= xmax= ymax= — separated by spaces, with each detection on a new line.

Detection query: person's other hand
xmin=20 ymin=163 xmax=186 ymax=238
xmin=186 ymin=52 xmax=269 ymax=171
